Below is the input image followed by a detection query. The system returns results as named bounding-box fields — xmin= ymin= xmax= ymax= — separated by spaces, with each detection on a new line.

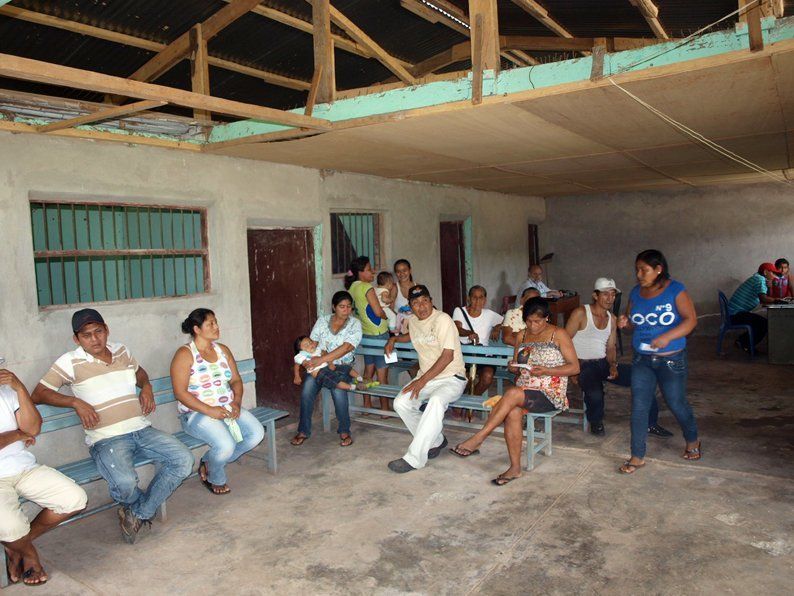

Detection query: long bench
xmin=1 ymin=359 xmax=287 ymax=589
xmin=322 ymin=337 xmax=561 ymax=471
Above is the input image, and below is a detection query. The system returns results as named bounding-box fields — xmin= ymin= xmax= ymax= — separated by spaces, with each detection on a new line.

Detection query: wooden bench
xmin=1 ymin=359 xmax=287 ymax=588
xmin=322 ymin=338 xmax=562 ymax=471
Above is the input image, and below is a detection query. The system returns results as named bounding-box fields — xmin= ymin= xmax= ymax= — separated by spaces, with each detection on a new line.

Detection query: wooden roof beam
xmin=500 ymin=35 xmax=670 ymax=52
xmin=509 ymin=0 xmax=575 ymax=39
xmin=129 ymin=0 xmax=264 ymax=83
xmin=0 ymin=52 xmax=331 ymax=130
xmin=37 ymin=99 xmax=167 ymax=133
xmin=629 ymin=0 xmax=669 ymax=39
xmin=412 ymin=42 xmax=471 ymax=77
xmin=0 ymin=5 xmax=311 ymax=91
xmin=312 ymin=0 xmax=336 ymax=104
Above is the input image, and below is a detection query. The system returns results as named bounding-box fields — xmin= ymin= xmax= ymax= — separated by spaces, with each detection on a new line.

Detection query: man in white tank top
xmin=566 ymin=278 xmax=671 ymax=438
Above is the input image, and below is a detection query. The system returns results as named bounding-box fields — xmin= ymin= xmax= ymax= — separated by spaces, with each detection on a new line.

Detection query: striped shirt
xmin=40 ymin=342 xmax=149 ymax=445
xmin=728 ymin=274 xmax=768 ymax=316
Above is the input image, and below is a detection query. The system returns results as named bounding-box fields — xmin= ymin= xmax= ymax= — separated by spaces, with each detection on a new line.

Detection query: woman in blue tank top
xmin=617 ymin=249 xmax=701 ymax=473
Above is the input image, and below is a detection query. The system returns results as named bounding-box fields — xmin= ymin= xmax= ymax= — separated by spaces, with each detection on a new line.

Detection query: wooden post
xmin=189 ymin=24 xmax=211 ymax=121
xmin=312 ymin=0 xmax=335 ymax=104
xmin=746 ymin=0 xmax=764 ymax=51
xmin=468 ymin=0 xmax=500 ymax=74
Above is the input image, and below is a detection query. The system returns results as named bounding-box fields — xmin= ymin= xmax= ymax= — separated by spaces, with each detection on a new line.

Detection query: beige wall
xmin=0 ymin=132 xmax=544 ymax=468
xmin=539 ymin=184 xmax=794 ymax=333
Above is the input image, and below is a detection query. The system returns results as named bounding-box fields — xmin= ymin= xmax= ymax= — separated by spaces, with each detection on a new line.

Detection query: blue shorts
xmin=363 ymin=331 xmax=390 ymax=369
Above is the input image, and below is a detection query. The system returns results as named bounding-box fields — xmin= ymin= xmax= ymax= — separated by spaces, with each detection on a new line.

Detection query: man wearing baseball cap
xmin=31 ymin=309 xmax=194 ymax=544
xmin=565 ymin=279 xmax=671 ymax=438
xmin=727 ymin=263 xmax=780 ymax=352
xmin=384 ymin=285 xmax=466 ymax=473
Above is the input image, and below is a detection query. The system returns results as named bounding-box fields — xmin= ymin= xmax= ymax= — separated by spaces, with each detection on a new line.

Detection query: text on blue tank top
xmin=629 ymin=280 xmax=687 ymax=353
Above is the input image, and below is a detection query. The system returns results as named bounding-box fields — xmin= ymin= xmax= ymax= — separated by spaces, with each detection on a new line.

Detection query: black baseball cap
xmin=72 ymin=308 xmax=105 ymax=334
xmin=407 ymin=284 xmax=431 ymax=303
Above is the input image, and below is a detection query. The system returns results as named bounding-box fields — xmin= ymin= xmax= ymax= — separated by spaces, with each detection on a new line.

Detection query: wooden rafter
xmin=189 ymin=24 xmax=211 ymax=121
xmin=37 ymin=99 xmax=167 ymax=133
xmin=306 ymin=1 xmax=416 ymax=84
xmin=312 ymin=0 xmax=336 ymax=104
xmin=500 ymin=35 xmax=671 ymax=52
xmin=509 ymin=0 xmax=575 ymax=39
xmin=469 ymin=0 xmax=501 ymax=73
xmin=129 ymin=0 xmax=264 ymax=83
xmin=0 ymin=53 xmax=332 ymax=130
xmin=0 ymin=5 xmax=311 ymax=91
xmin=629 ymin=0 xmax=669 ymax=40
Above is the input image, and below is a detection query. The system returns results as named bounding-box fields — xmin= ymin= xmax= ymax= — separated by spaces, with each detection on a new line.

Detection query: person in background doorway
xmin=1 ymin=366 xmax=86 ymax=585
xmin=375 ymin=271 xmax=398 ymax=332
xmin=291 ymin=291 xmax=362 ymax=447
xmin=515 ymin=265 xmax=562 ymax=306
xmin=31 ymin=309 xmax=194 ymax=544
xmin=617 ymin=250 xmax=700 ymax=474
xmin=450 ymin=298 xmax=578 ymax=485
xmin=385 ymin=285 xmax=466 ymax=473
xmin=502 ymin=287 xmax=540 ymax=346
xmin=728 ymin=262 xmax=780 ymax=352
xmin=171 ymin=309 xmax=265 ymax=496
xmin=768 ymin=258 xmax=792 ymax=299
xmin=452 ymin=285 xmax=503 ymax=395
xmin=345 ymin=257 xmax=391 ymax=415
xmin=565 ymin=278 xmax=671 ymax=438
xmin=392 ymin=259 xmax=418 ymax=335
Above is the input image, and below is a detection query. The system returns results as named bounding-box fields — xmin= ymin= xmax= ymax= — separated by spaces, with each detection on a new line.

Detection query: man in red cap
xmin=727 ymin=263 xmax=780 ymax=352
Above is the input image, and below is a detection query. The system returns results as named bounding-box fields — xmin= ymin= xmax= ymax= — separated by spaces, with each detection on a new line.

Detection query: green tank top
xmin=350 ymin=280 xmax=389 ymax=336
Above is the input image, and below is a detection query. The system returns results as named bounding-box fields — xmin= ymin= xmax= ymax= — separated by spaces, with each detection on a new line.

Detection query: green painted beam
xmin=208 ymin=16 xmax=794 ymax=145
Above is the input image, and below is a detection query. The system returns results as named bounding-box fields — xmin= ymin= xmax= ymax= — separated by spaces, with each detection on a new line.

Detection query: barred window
xmin=30 ymin=201 xmax=208 ymax=307
xmin=330 ymin=212 xmax=382 ymax=275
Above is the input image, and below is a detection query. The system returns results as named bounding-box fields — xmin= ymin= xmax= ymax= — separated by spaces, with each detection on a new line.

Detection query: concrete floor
xmin=6 ymin=337 xmax=793 ymax=595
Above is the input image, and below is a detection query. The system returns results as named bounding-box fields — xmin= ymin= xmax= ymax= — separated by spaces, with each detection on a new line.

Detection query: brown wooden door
xmin=247 ymin=229 xmax=317 ymax=414
xmin=439 ymin=221 xmax=466 ymax=316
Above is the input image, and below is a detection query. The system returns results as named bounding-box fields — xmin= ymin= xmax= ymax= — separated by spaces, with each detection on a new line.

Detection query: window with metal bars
xmin=330 ymin=212 xmax=382 ymax=275
xmin=30 ymin=201 xmax=209 ymax=307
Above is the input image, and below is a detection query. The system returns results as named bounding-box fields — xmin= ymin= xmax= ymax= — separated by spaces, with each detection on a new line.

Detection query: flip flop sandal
xmin=339 ymin=435 xmax=354 ymax=447
xmin=21 ymin=568 xmax=47 ymax=586
xmin=491 ymin=475 xmax=520 ymax=486
xmin=290 ymin=434 xmax=308 ymax=446
xmin=202 ymin=479 xmax=230 ymax=495
xmin=619 ymin=460 xmax=646 ymax=474
xmin=683 ymin=441 xmax=702 ymax=460
xmin=449 ymin=445 xmax=480 ymax=457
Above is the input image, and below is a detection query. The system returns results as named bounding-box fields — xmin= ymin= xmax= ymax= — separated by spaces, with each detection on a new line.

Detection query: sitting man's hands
xmin=73 ymin=398 xmax=100 ymax=429
xmin=138 ymin=382 xmax=156 ymax=415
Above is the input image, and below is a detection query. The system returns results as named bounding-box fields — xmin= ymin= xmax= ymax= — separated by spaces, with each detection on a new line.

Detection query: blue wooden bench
xmin=322 ymin=338 xmax=561 ymax=471
xmin=1 ymin=359 xmax=287 ymax=588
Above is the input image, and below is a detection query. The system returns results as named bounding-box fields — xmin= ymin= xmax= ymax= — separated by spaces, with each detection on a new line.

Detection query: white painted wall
xmin=539 ymin=184 xmax=794 ymax=333
xmin=0 ymin=132 xmax=544 ymax=473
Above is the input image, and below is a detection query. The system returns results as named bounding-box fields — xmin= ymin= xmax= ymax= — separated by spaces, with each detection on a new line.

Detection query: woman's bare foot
xmin=456 ymin=436 xmax=484 ymax=453
xmin=5 ymin=547 xmax=22 ymax=583
xmin=21 ymin=554 xmax=48 ymax=586
xmin=619 ymin=457 xmax=646 ymax=474
xmin=492 ymin=466 xmax=522 ymax=485
xmin=290 ymin=433 xmax=308 ymax=446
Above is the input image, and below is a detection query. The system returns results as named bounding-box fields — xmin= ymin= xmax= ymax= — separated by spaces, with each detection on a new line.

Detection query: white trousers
xmin=393 ymin=375 xmax=466 ymax=469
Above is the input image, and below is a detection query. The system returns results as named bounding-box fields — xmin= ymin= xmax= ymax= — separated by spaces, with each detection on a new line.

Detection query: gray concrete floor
xmin=6 ymin=337 xmax=793 ymax=595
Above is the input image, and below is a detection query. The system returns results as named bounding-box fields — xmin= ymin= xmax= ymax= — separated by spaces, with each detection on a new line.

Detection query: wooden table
xmin=767 ymin=303 xmax=794 ymax=364
xmin=548 ymin=294 xmax=580 ymax=326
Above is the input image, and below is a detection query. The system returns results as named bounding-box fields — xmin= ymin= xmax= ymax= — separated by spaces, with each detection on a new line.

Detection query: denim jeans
xmin=180 ymin=408 xmax=265 ymax=486
xmin=298 ymin=364 xmax=351 ymax=436
xmin=89 ymin=426 xmax=194 ymax=521
xmin=630 ymin=350 xmax=698 ymax=458
xmin=730 ymin=311 xmax=767 ymax=349
xmin=579 ymin=359 xmax=659 ymax=426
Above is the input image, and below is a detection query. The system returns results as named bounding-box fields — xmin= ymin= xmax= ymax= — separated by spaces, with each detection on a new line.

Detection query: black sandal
xmin=683 ymin=441 xmax=702 ymax=461
xmin=21 ymin=568 xmax=48 ymax=586
xmin=449 ymin=445 xmax=480 ymax=457
xmin=290 ymin=434 xmax=308 ymax=446
xmin=339 ymin=434 xmax=354 ymax=447
xmin=202 ymin=479 xmax=230 ymax=495
xmin=491 ymin=474 xmax=520 ymax=486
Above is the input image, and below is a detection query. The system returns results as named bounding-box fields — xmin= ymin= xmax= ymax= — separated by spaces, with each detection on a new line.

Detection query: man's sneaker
xmin=648 ymin=424 xmax=674 ymax=438
xmin=590 ymin=422 xmax=605 ymax=436
xmin=387 ymin=458 xmax=416 ymax=473
xmin=427 ymin=436 xmax=448 ymax=459
xmin=118 ymin=507 xmax=151 ymax=544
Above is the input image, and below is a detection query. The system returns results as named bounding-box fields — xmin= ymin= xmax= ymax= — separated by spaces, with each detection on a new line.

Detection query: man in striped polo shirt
xmin=31 ymin=309 xmax=194 ymax=544
xmin=727 ymin=263 xmax=780 ymax=352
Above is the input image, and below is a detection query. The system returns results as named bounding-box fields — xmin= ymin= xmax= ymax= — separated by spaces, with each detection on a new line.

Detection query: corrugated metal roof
xmin=1 ymin=0 xmax=787 ymax=113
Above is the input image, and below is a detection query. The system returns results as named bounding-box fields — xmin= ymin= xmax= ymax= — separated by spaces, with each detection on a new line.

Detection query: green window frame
xmin=330 ymin=212 xmax=382 ymax=276
xmin=30 ymin=201 xmax=209 ymax=307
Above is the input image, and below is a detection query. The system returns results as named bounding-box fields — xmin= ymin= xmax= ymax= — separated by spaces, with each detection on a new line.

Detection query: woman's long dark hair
xmin=522 ymin=297 xmax=550 ymax=321
xmin=181 ymin=308 xmax=214 ymax=337
xmin=331 ymin=290 xmax=353 ymax=310
xmin=343 ymin=256 xmax=370 ymax=289
xmin=636 ymin=249 xmax=670 ymax=285
xmin=393 ymin=258 xmax=413 ymax=282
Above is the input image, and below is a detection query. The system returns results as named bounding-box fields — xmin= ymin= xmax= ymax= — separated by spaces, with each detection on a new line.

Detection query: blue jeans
xmin=363 ymin=332 xmax=390 ymax=369
xmin=89 ymin=426 xmax=194 ymax=521
xmin=298 ymin=364 xmax=351 ymax=436
xmin=180 ymin=408 xmax=265 ymax=486
xmin=630 ymin=350 xmax=698 ymax=458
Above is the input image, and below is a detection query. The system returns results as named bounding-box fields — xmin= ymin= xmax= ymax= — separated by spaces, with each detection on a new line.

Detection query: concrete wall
xmin=539 ymin=184 xmax=794 ymax=333
xmin=0 ymin=132 xmax=543 ymax=473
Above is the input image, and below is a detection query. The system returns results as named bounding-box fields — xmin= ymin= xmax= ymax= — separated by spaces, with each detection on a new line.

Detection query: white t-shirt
xmin=452 ymin=307 xmax=504 ymax=346
xmin=0 ymin=385 xmax=37 ymax=478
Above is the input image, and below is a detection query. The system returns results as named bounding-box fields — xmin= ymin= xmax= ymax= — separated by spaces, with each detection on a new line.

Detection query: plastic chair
xmin=612 ymin=292 xmax=624 ymax=356
xmin=717 ymin=291 xmax=754 ymax=358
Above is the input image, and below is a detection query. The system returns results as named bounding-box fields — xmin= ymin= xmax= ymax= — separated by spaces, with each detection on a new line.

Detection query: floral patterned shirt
xmin=515 ymin=330 xmax=568 ymax=411
xmin=310 ymin=315 xmax=362 ymax=365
